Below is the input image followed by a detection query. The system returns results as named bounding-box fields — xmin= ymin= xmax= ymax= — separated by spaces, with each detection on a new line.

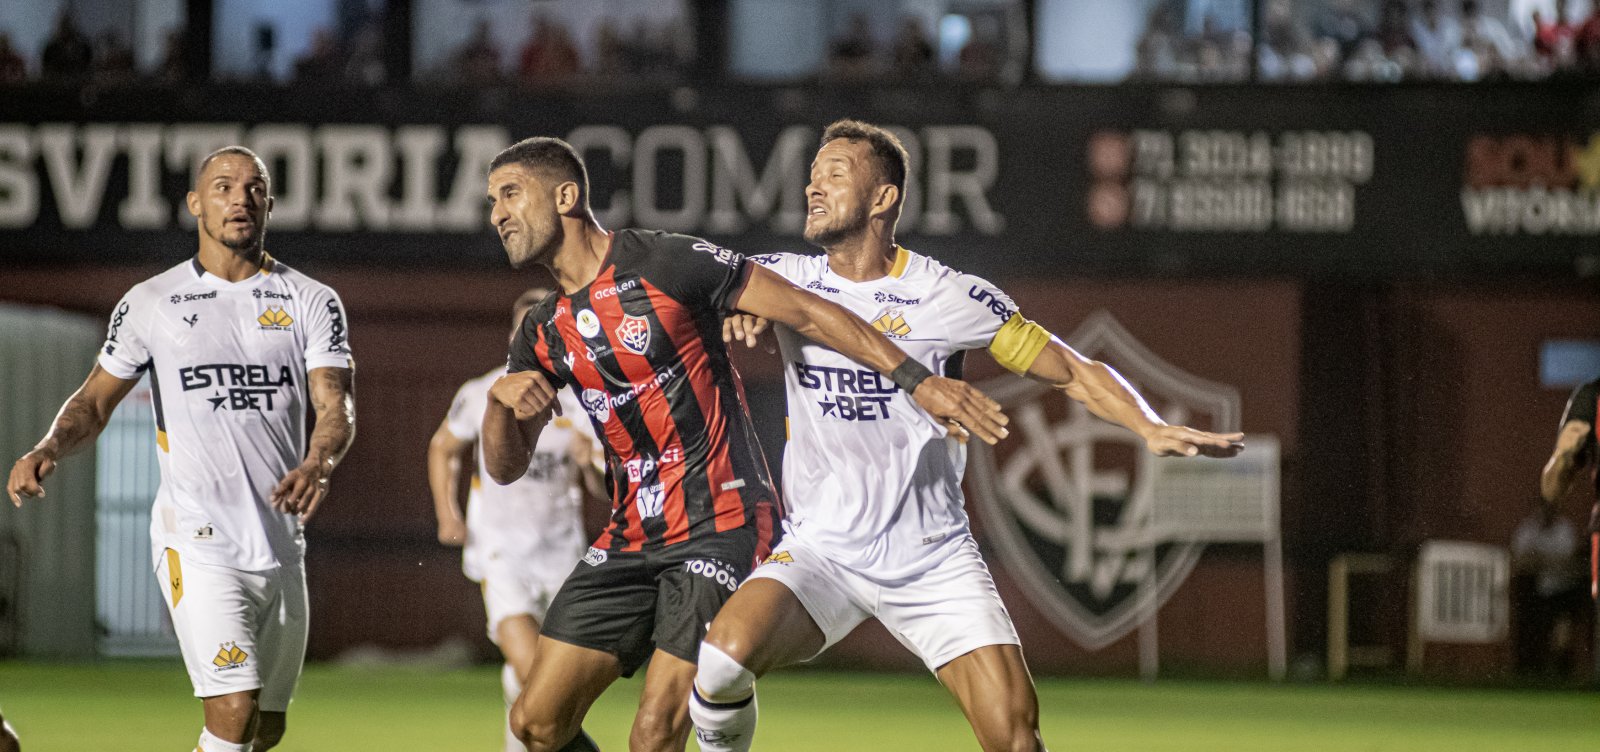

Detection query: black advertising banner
xmin=1 ymin=84 xmax=1596 ymax=279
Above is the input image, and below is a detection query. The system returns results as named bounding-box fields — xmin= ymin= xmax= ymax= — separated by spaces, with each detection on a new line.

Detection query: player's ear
xmin=555 ymin=180 xmax=581 ymax=215
xmin=265 ymin=195 xmax=274 ymax=217
xmin=870 ymin=183 xmax=900 ymax=218
xmin=185 ymin=190 xmax=200 ymax=218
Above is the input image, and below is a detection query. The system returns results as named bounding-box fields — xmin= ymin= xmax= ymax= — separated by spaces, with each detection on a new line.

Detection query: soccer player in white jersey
xmin=690 ymin=121 xmax=1245 ymax=752
xmin=7 ymin=146 xmax=355 ymax=752
xmin=430 ymin=288 xmax=605 ymax=752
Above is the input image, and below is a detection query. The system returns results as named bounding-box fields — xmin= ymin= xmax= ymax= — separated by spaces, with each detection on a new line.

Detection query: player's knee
xmin=204 ymin=691 xmax=259 ymax=733
xmin=509 ymin=703 xmax=562 ymax=752
xmin=695 ymin=641 xmax=755 ymax=703
xmin=629 ymin=704 xmax=688 ymax=750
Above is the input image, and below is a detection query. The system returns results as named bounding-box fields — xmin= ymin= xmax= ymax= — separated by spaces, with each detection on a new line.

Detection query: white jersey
xmin=754 ymin=247 xmax=1017 ymax=582
xmin=445 ymin=369 xmax=593 ymax=581
xmin=98 ymin=257 xmax=353 ymax=572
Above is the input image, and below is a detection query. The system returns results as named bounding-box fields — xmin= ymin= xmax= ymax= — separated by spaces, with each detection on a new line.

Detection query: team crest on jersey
xmin=967 ymin=311 xmax=1250 ymax=652
xmin=871 ymin=310 xmax=912 ymax=338
xmin=576 ymin=309 xmax=602 ymax=338
xmin=256 ymin=306 xmax=294 ymax=330
xmin=615 ymin=314 xmax=651 ymax=355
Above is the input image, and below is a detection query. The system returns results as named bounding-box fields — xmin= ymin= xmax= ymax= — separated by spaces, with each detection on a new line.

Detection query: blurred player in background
xmin=480 ymin=136 xmax=1007 ymax=752
xmin=429 ymin=288 xmax=604 ymax=752
xmin=1540 ymin=375 xmax=1599 ymax=682
xmin=694 ymin=120 xmax=1244 ymax=752
xmin=5 ymin=146 xmax=356 ymax=752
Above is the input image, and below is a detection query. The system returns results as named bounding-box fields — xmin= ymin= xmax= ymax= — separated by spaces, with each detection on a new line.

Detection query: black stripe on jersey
xmin=572 ymin=296 xmax=667 ymax=548
xmin=692 ymin=311 xmax=774 ymax=517
xmin=147 ymin=364 xmax=167 ymax=434
xmin=620 ymin=291 xmax=719 ymax=533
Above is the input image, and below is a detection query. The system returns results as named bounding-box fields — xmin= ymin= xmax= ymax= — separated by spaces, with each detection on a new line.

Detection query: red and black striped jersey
xmin=509 ymin=229 xmax=780 ymax=553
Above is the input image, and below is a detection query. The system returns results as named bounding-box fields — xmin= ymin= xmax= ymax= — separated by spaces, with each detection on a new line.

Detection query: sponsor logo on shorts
xmin=583 ymin=547 xmax=608 ymax=566
xmin=685 ymin=559 xmax=739 ymax=592
xmin=763 ymin=551 xmax=794 ymax=565
xmin=212 ymin=642 xmax=249 ymax=671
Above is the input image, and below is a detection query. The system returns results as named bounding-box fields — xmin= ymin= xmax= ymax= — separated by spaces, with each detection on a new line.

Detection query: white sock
xmin=690 ymin=685 xmax=757 ymax=752
xmin=197 ymin=727 xmax=252 ymax=752
xmin=503 ymin=663 xmax=523 ymax=752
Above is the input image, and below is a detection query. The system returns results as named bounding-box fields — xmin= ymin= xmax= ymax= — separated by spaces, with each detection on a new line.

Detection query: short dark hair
xmin=820 ymin=120 xmax=908 ymax=195
xmin=196 ymin=145 xmax=269 ymax=189
xmin=490 ymin=137 xmax=590 ymax=211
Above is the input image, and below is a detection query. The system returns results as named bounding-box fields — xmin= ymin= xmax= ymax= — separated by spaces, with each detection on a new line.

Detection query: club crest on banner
xmin=968 ymin=310 xmax=1245 ymax=651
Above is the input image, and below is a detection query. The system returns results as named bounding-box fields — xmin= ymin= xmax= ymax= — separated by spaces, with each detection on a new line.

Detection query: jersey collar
xmin=190 ymin=252 xmax=276 ymax=286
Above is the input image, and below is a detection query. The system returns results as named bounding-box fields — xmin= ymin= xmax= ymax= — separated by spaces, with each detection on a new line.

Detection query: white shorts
xmin=746 ymin=534 xmax=1020 ymax=672
xmin=155 ymin=549 xmax=308 ymax=711
xmin=480 ymin=560 xmax=568 ymax=643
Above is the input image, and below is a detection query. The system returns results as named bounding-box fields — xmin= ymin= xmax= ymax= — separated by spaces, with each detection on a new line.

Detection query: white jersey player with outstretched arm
xmin=690 ymin=121 xmax=1243 ymax=752
xmin=8 ymin=147 xmax=356 ymax=752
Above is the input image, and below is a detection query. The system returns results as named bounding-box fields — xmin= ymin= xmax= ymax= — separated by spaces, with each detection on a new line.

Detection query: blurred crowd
xmin=823 ymin=12 xmax=1010 ymax=83
xmin=439 ymin=13 xmax=694 ymax=87
xmin=0 ymin=11 xmax=188 ymax=86
xmin=1135 ymin=0 xmax=1600 ymax=83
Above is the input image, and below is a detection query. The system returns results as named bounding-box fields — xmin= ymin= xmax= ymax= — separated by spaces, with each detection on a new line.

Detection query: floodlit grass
xmin=0 ymin=660 xmax=1595 ymax=750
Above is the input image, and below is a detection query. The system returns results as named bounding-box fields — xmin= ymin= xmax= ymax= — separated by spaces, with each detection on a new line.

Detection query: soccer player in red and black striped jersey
xmin=480 ymin=137 xmax=1009 ymax=752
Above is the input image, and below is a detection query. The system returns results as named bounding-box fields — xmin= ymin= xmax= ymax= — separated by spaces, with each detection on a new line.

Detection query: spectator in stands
xmin=594 ymin=19 xmax=627 ymax=77
xmin=1258 ymin=0 xmax=1316 ymax=81
xmin=1131 ymin=5 xmax=1184 ymax=80
xmin=1510 ymin=497 xmax=1587 ymax=679
xmin=1410 ymin=0 xmax=1464 ymax=78
xmin=1459 ymin=0 xmax=1521 ymax=70
xmin=520 ymin=15 xmax=582 ymax=84
xmin=827 ymin=12 xmax=876 ymax=79
xmin=890 ymin=16 xmax=936 ymax=81
xmin=343 ymin=18 xmax=386 ymax=86
xmin=1314 ymin=0 xmax=1375 ymax=58
xmin=1344 ymin=37 xmax=1407 ymax=81
xmin=1576 ymin=3 xmax=1600 ymax=74
xmin=93 ymin=31 xmax=136 ymax=85
xmin=1531 ymin=0 xmax=1579 ymax=70
xmin=455 ymin=19 xmax=503 ymax=86
xmin=294 ymin=28 xmax=344 ymax=86
xmin=0 ymin=33 xmax=25 ymax=84
xmin=957 ymin=15 xmax=1004 ymax=82
xmin=157 ymin=28 xmax=189 ymax=85
xmin=41 ymin=9 xmax=93 ymax=83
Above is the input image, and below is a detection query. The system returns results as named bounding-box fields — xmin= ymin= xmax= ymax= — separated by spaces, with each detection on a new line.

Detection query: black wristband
xmin=889 ymin=357 xmax=934 ymax=394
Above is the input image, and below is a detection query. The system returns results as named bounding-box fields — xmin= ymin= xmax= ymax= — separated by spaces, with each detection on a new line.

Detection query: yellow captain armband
xmin=988 ymin=315 xmax=1052 ymax=375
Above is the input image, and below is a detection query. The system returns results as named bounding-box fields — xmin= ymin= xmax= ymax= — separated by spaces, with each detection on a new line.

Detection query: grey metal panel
xmin=0 ymin=303 xmax=103 ymax=658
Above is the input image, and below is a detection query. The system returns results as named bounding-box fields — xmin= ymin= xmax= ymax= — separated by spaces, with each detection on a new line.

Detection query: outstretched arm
xmin=8 ymin=364 xmax=139 ymax=506
xmin=1022 ymin=336 xmax=1243 ymax=458
xmin=428 ymin=419 xmax=475 ymax=545
xmin=731 ymin=264 xmax=1008 ymax=444
xmin=1541 ymin=420 xmax=1592 ymax=503
xmin=272 ymin=366 xmax=355 ymax=522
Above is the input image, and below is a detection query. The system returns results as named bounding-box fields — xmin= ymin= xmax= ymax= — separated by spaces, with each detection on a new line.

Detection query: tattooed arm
xmin=271 ymin=366 xmax=356 ymax=522
xmin=8 ymin=364 xmax=140 ymax=506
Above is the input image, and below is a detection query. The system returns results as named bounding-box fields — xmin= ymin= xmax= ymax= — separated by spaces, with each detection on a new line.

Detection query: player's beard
xmin=503 ymin=211 xmax=561 ymax=269
xmin=205 ymin=212 xmax=266 ymax=254
xmin=803 ymin=204 xmax=870 ymax=249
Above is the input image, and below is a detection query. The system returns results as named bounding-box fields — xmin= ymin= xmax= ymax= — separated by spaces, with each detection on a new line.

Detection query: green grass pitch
xmin=1 ymin=660 xmax=1595 ymax=750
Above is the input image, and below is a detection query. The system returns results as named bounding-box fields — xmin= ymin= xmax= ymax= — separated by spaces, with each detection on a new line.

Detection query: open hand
xmin=1142 ymin=426 xmax=1245 ymax=458
xmin=910 ymin=377 xmax=1009 ymax=445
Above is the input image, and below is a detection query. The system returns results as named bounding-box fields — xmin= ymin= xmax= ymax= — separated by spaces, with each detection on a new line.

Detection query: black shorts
xmin=540 ymin=526 xmax=756 ymax=677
